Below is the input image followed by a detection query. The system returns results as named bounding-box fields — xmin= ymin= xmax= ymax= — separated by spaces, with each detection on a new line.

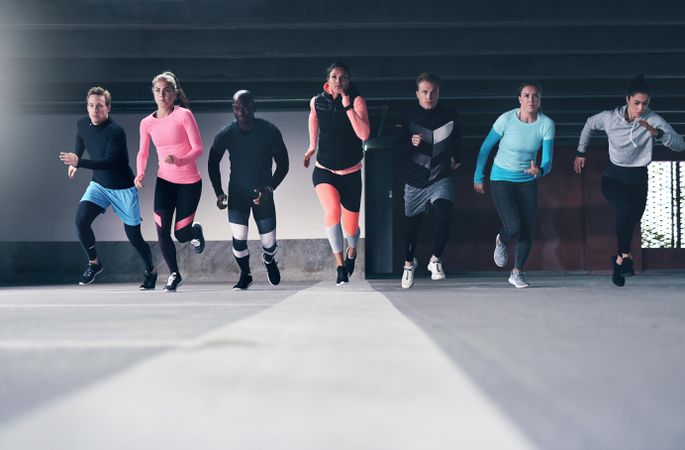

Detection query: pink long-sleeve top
xmin=136 ymin=106 xmax=204 ymax=184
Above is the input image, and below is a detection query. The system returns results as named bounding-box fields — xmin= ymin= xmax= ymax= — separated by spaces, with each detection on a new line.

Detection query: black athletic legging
xmin=153 ymin=177 xmax=202 ymax=274
xmin=404 ymin=199 xmax=452 ymax=262
xmin=601 ymin=175 xmax=648 ymax=255
xmin=75 ymin=201 xmax=153 ymax=271
xmin=490 ymin=180 xmax=538 ymax=270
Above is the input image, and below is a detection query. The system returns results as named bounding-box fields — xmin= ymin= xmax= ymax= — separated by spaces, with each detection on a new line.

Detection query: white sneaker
xmin=401 ymin=259 xmax=417 ymax=289
xmin=427 ymin=257 xmax=445 ymax=280
xmin=494 ymin=234 xmax=508 ymax=267
xmin=508 ymin=269 xmax=529 ymax=288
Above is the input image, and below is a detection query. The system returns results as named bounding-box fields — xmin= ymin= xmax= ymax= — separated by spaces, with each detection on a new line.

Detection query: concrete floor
xmin=0 ymin=273 xmax=684 ymax=449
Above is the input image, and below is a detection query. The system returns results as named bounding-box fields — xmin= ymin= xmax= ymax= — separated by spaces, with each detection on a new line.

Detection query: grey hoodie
xmin=577 ymin=105 xmax=685 ymax=167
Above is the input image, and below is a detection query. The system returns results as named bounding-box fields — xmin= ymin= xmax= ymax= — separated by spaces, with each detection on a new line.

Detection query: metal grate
xmin=641 ymin=161 xmax=684 ymax=248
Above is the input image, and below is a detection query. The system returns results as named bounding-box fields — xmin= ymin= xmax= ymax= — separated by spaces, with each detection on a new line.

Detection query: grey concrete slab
xmin=0 ymin=282 xmax=312 ymax=426
xmin=0 ymin=280 xmax=533 ymax=450
xmin=372 ymin=272 xmax=685 ymax=450
xmin=0 ymin=274 xmax=683 ymax=449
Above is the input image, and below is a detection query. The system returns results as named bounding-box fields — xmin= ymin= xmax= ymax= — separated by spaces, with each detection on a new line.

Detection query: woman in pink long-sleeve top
xmin=135 ymin=71 xmax=205 ymax=292
xmin=303 ymin=62 xmax=370 ymax=286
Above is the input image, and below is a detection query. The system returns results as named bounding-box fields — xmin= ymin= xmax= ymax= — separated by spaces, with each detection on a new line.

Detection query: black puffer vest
xmin=315 ymin=84 xmax=363 ymax=170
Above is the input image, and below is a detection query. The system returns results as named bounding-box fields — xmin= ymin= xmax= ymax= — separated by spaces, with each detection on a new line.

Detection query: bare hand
xmin=450 ymin=157 xmax=461 ymax=170
xmin=639 ymin=120 xmax=658 ymax=137
xmin=134 ymin=176 xmax=144 ymax=189
xmin=303 ymin=148 xmax=315 ymax=168
xmin=524 ymin=160 xmax=540 ymax=177
xmin=474 ymin=183 xmax=485 ymax=194
xmin=216 ymin=194 xmax=228 ymax=210
xmin=411 ymin=134 xmax=422 ymax=147
xmin=573 ymin=156 xmax=586 ymax=174
xmin=67 ymin=165 xmax=78 ymax=179
xmin=164 ymin=154 xmax=176 ymax=164
xmin=59 ymin=152 xmax=78 ymax=166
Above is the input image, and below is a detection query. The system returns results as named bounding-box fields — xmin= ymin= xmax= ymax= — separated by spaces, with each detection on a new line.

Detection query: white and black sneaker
xmin=262 ymin=254 xmax=281 ymax=286
xmin=494 ymin=234 xmax=508 ymax=267
xmin=233 ymin=272 xmax=253 ymax=290
xmin=190 ymin=223 xmax=205 ymax=254
xmin=336 ymin=266 xmax=349 ymax=286
xmin=427 ymin=257 xmax=445 ymax=280
xmin=401 ymin=258 xmax=417 ymax=289
xmin=79 ymin=262 xmax=103 ymax=285
xmin=139 ymin=270 xmax=158 ymax=290
xmin=164 ymin=272 xmax=183 ymax=292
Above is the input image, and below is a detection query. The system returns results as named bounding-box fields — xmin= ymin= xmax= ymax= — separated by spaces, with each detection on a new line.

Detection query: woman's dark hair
xmin=517 ymin=80 xmax=542 ymax=96
xmin=151 ymin=71 xmax=190 ymax=108
xmin=626 ymin=74 xmax=651 ymax=97
xmin=326 ymin=62 xmax=351 ymax=79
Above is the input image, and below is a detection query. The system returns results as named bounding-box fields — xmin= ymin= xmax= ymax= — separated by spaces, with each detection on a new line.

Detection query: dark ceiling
xmin=1 ymin=0 xmax=684 ymax=145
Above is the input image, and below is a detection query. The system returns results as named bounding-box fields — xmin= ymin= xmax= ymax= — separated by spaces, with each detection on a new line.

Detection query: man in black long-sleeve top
xmin=395 ymin=73 xmax=462 ymax=289
xmin=59 ymin=87 xmax=156 ymax=289
xmin=208 ymin=90 xmax=289 ymax=290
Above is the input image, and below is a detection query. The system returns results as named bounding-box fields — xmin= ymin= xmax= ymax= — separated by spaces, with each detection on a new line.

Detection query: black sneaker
xmin=190 ymin=223 xmax=205 ymax=254
xmin=78 ymin=262 xmax=103 ymax=285
xmin=164 ymin=272 xmax=183 ymax=292
xmin=233 ymin=272 xmax=253 ymax=291
xmin=611 ymin=257 xmax=625 ymax=287
xmin=139 ymin=270 xmax=158 ymax=290
xmin=620 ymin=257 xmax=635 ymax=277
xmin=344 ymin=250 xmax=356 ymax=276
xmin=262 ymin=254 xmax=281 ymax=286
xmin=336 ymin=266 xmax=349 ymax=286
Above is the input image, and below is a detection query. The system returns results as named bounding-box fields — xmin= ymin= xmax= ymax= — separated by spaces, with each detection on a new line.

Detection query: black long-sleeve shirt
xmin=74 ymin=117 xmax=135 ymax=189
xmin=208 ymin=118 xmax=289 ymax=197
xmin=395 ymin=104 xmax=462 ymax=189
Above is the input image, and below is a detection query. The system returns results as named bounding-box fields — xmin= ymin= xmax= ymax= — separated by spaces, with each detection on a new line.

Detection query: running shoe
xmin=427 ymin=257 xmax=445 ymax=280
xmin=611 ymin=257 xmax=625 ymax=287
xmin=191 ymin=223 xmax=205 ymax=254
xmin=139 ymin=270 xmax=158 ymax=290
xmin=344 ymin=250 xmax=356 ymax=276
xmin=401 ymin=258 xmax=417 ymax=289
xmin=164 ymin=272 xmax=183 ymax=292
xmin=620 ymin=256 xmax=635 ymax=277
xmin=336 ymin=266 xmax=349 ymax=286
xmin=78 ymin=262 xmax=103 ymax=285
xmin=233 ymin=272 xmax=253 ymax=291
xmin=508 ymin=269 xmax=530 ymax=289
xmin=262 ymin=254 xmax=281 ymax=286
xmin=494 ymin=234 xmax=508 ymax=267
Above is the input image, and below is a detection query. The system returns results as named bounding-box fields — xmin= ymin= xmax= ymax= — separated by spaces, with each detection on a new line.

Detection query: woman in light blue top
xmin=474 ymin=81 xmax=555 ymax=288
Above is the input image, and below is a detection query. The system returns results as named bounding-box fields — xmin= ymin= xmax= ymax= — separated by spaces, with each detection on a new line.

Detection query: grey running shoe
xmin=190 ymin=223 xmax=205 ymax=254
xmin=139 ymin=270 xmax=157 ymax=290
xmin=508 ymin=269 xmax=529 ymax=289
xmin=233 ymin=272 xmax=253 ymax=291
xmin=401 ymin=258 xmax=417 ymax=289
xmin=262 ymin=254 xmax=281 ymax=286
xmin=79 ymin=263 xmax=103 ymax=285
xmin=494 ymin=234 xmax=508 ymax=267
xmin=427 ymin=258 xmax=445 ymax=280
xmin=164 ymin=272 xmax=183 ymax=292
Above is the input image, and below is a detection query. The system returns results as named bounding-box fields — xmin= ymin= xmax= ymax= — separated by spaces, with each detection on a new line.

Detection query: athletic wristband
xmin=343 ymin=104 xmax=353 ymax=111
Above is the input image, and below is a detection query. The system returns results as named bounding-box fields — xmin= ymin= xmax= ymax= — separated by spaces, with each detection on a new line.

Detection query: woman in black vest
xmin=304 ymin=62 xmax=371 ymax=285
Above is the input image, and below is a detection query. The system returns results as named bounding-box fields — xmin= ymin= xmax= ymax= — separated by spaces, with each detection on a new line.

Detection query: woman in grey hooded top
xmin=574 ymin=74 xmax=685 ymax=287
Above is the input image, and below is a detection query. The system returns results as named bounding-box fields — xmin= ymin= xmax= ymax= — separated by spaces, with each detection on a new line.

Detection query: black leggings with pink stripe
xmin=154 ymin=177 xmax=202 ymax=274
